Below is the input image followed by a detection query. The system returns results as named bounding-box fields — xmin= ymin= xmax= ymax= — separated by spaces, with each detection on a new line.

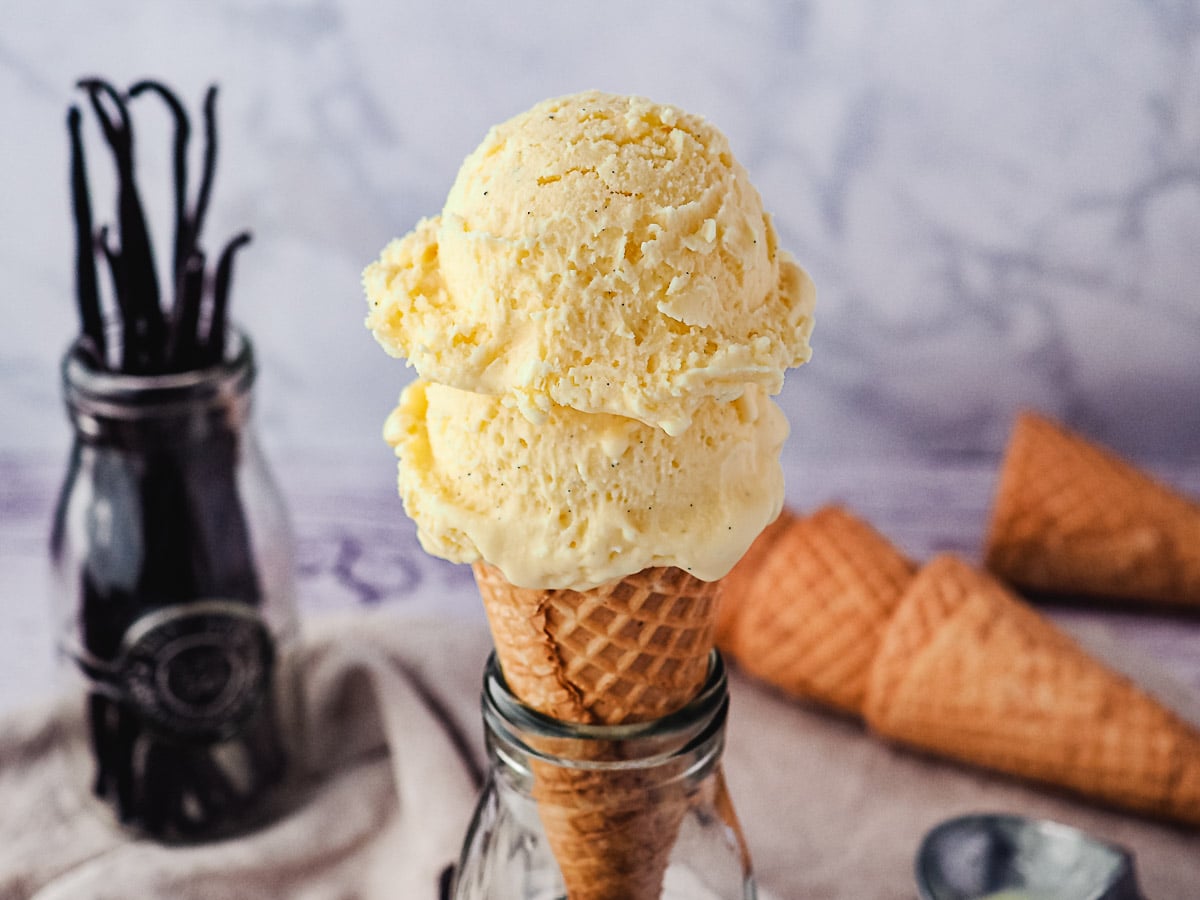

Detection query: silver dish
xmin=915 ymin=813 xmax=1142 ymax=900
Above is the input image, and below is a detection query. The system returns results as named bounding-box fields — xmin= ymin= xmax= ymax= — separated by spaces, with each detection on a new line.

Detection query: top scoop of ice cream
xmin=365 ymin=90 xmax=814 ymax=435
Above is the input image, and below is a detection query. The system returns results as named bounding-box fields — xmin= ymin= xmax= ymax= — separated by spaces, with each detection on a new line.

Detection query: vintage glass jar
xmin=453 ymin=651 xmax=757 ymax=900
xmin=49 ymin=330 xmax=303 ymax=842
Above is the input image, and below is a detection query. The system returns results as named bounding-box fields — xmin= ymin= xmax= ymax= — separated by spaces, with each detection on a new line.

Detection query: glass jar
xmin=49 ymin=330 xmax=303 ymax=842
xmin=453 ymin=650 xmax=756 ymax=900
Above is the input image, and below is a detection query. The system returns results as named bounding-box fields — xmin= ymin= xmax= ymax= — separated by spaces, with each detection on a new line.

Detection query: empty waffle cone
xmin=984 ymin=411 xmax=1200 ymax=608
xmin=473 ymin=562 xmax=721 ymax=900
xmin=864 ymin=554 xmax=1200 ymax=825
xmin=715 ymin=506 xmax=799 ymax=649
xmin=721 ymin=506 xmax=916 ymax=715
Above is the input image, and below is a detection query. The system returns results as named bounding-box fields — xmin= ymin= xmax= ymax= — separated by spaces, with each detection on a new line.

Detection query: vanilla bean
xmin=139 ymin=741 xmax=173 ymax=835
xmin=127 ymin=80 xmax=191 ymax=293
xmin=95 ymin=225 xmax=135 ymax=372
xmin=183 ymin=748 xmax=241 ymax=834
xmin=68 ymin=107 xmax=106 ymax=367
xmin=70 ymin=78 xmax=246 ymax=377
xmin=166 ymin=250 xmax=205 ymax=371
xmin=112 ymin=704 xmax=140 ymax=823
xmin=87 ymin=693 xmax=113 ymax=796
xmin=78 ymin=78 xmax=164 ymax=373
xmin=242 ymin=699 xmax=287 ymax=786
xmin=207 ymin=232 xmax=251 ymax=363
xmin=190 ymin=86 xmax=219 ymax=252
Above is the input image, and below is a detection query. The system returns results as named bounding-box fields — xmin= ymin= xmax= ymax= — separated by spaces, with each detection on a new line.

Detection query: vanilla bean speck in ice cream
xmin=365 ymin=90 xmax=814 ymax=590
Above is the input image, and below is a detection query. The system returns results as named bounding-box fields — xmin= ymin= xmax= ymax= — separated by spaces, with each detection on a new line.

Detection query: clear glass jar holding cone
xmin=453 ymin=651 xmax=757 ymax=900
xmin=49 ymin=330 xmax=304 ymax=842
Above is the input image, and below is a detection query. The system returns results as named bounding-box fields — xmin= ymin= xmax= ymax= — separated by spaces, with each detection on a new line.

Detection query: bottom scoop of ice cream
xmin=384 ymin=379 xmax=788 ymax=591
xmin=364 ymin=89 xmax=815 ymax=436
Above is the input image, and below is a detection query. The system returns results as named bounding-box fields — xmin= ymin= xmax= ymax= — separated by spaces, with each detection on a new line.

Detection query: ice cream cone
xmin=984 ymin=411 xmax=1200 ymax=608
xmin=721 ymin=506 xmax=916 ymax=715
xmin=473 ymin=561 xmax=721 ymax=900
xmin=864 ymin=554 xmax=1200 ymax=825
xmin=715 ymin=506 xmax=798 ymax=649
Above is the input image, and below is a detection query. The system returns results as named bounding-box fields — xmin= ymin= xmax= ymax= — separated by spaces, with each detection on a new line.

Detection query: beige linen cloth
xmin=1 ymin=612 xmax=1198 ymax=899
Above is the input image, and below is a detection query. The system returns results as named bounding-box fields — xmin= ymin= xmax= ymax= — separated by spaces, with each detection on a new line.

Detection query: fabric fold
xmin=0 ymin=615 xmax=489 ymax=900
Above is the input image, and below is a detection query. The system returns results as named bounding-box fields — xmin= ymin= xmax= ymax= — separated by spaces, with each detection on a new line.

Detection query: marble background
xmin=3 ymin=0 xmax=1199 ymax=471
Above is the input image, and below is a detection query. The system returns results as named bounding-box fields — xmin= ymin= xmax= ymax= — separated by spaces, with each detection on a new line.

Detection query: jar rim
xmin=61 ymin=328 xmax=255 ymax=421
xmin=482 ymin=649 xmax=728 ymax=768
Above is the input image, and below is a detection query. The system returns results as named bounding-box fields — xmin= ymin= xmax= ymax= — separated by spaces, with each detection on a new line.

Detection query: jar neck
xmin=62 ymin=331 xmax=255 ymax=448
xmin=481 ymin=650 xmax=729 ymax=793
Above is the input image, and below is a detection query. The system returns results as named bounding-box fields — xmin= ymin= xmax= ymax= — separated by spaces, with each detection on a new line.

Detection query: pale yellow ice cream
xmin=365 ymin=90 xmax=814 ymax=590
xmin=385 ymin=379 xmax=788 ymax=591
xmin=365 ymin=90 xmax=814 ymax=436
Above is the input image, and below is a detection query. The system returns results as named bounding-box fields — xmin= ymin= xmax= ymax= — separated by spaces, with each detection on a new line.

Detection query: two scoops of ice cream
xmin=363 ymin=90 xmax=814 ymax=897
xmin=366 ymin=89 xmax=813 ymax=592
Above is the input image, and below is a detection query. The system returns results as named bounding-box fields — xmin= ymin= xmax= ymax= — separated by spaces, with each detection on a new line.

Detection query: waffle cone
xmin=715 ymin=506 xmax=798 ymax=649
xmin=473 ymin=562 xmax=721 ymax=900
xmin=984 ymin=411 xmax=1200 ymax=608
xmin=864 ymin=554 xmax=1200 ymax=825
xmin=723 ymin=506 xmax=915 ymax=715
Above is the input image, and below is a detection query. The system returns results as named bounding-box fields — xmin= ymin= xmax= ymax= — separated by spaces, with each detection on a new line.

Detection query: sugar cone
xmin=715 ymin=506 xmax=798 ymax=650
xmin=984 ymin=411 xmax=1200 ymax=608
xmin=473 ymin=562 xmax=721 ymax=900
xmin=864 ymin=554 xmax=1200 ymax=825
xmin=722 ymin=506 xmax=915 ymax=716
